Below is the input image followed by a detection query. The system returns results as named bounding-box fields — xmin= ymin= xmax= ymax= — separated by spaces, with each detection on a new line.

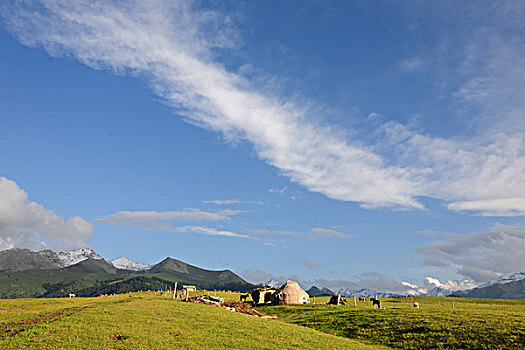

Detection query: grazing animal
xmin=359 ymin=297 xmax=366 ymax=301
xmin=371 ymin=298 xmax=381 ymax=309
xmin=413 ymin=302 xmax=419 ymax=308
xmin=68 ymin=293 xmax=75 ymax=298
xmin=240 ymin=293 xmax=249 ymax=302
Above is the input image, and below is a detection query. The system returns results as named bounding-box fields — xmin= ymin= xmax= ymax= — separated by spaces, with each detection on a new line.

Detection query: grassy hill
xmin=0 ymin=258 xmax=256 ymax=298
xmin=0 ymin=293 xmax=380 ymax=349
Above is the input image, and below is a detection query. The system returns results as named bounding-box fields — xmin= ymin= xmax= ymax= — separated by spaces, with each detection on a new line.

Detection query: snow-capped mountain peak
xmin=265 ymin=279 xmax=283 ymax=288
xmin=425 ymin=286 xmax=453 ymax=297
xmin=476 ymin=272 xmax=525 ymax=289
xmin=56 ymin=248 xmax=103 ymax=267
xmin=109 ymin=256 xmax=150 ymax=271
xmin=335 ymin=288 xmax=405 ymax=298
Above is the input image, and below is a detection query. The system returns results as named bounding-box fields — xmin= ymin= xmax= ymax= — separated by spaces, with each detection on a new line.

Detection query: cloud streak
xmin=306 ymin=228 xmax=355 ymax=240
xmin=94 ymin=209 xmax=239 ymax=230
xmin=202 ymin=199 xmax=264 ymax=206
xmin=2 ymin=0 xmax=525 ymax=214
xmin=173 ymin=226 xmax=252 ymax=239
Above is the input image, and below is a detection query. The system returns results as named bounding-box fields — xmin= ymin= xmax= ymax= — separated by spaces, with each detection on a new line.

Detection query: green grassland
xmin=257 ymin=296 xmax=525 ymax=349
xmin=0 ymin=292 xmax=381 ymax=349
xmin=2 ymin=292 xmax=525 ymax=349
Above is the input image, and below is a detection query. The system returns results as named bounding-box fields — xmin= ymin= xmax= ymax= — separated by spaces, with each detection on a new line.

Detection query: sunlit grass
xmin=257 ymin=296 xmax=525 ymax=349
xmin=0 ymin=292 xmax=382 ymax=349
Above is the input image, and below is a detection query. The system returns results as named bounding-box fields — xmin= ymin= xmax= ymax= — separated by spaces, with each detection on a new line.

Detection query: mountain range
xmin=309 ymin=272 xmax=525 ymax=300
xmin=1 ymin=248 xmax=523 ymax=300
xmin=0 ymin=248 xmax=255 ymax=298
xmin=306 ymin=286 xmax=333 ymax=297
xmin=449 ymin=272 xmax=525 ymax=299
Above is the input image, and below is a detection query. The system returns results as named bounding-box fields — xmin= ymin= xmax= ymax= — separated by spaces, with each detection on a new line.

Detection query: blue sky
xmin=1 ymin=0 xmax=524 ymax=293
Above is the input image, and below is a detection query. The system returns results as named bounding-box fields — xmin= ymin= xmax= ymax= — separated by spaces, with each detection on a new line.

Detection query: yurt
xmin=272 ymin=280 xmax=310 ymax=305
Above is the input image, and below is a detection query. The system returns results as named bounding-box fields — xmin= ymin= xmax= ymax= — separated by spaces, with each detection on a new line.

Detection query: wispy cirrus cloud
xmin=0 ymin=177 xmax=93 ymax=250
xmin=202 ymin=199 xmax=264 ymax=206
xmin=94 ymin=209 xmax=239 ymax=230
xmin=306 ymin=228 xmax=355 ymax=240
xmin=247 ymin=229 xmax=300 ymax=237
xmin=2 ymin=0 xmax=525 ymax=214
xmin=96 ymin=209 xmax=252 ymax=239
xmin=173 ymin=226 xmax=252 ymax=239
xmin=247 ymin=227 xmax=351 ymax=240
xmin=268 ymin=187 xmax=287 ymax=194
xmin=0 ymin=0 xmax=422 ymax=210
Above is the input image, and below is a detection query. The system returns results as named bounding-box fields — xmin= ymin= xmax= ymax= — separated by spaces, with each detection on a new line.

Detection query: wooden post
xmin=354 ymin=296 xmax=357 ymax=307
xmin=173 ymin=282 xmax=177 ymax=300
xmin=337 ymin=294 xmax=341 ymax=305
xmin=185 ymin=288 xmax=189 ymax=301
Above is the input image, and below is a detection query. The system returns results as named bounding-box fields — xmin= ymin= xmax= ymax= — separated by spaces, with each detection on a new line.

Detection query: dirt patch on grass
xmin=0 ymin=306 xmax=88 ymax=337
xmin=113 ymin=299 xmax=132 ymax=304
xmin=0 ymin=306 xmax=28 ymax=312
xmin=109 ymin=334 xmax=128 ymax=341
xmin=0 ymin=301 xmax=61 ymax=313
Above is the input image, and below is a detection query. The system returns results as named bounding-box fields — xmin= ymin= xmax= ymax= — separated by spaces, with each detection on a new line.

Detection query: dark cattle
xmin=371 ymin=298 xmax=381 ymax=309
xmin=240 ymin=293 xmax=249 ymax=302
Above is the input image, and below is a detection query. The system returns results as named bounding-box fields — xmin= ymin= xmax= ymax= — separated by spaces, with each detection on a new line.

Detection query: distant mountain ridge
xmin=0 ymin=248 xmax=255 ymax=298
xmin=0 ymin=248 xmax=104 ymax=272
xmin=265 ymin=279 xmax=283 ymax=288
xmin=450 ymin=272 xmax=525 ymax=299
xmin=307 ymin=286 xmax=333 ymax=297
xmin=336 ymin=288 xmax=405 ymax=298
xmin=476 ymin=272 xmax=525 ymax=289
xmin=109 ymin=256 xmax=150 ymax=271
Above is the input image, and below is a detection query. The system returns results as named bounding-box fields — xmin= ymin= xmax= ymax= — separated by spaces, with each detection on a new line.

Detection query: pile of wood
xmin=327 ymin=292 xmax=347 ymax=305
xmin=184 ymin=296 xmax=277 ymax=319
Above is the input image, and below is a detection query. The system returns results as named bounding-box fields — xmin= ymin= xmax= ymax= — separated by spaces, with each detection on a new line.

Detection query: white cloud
xmin=0 ymin=0 xmax=421 ymax=209
xmin=173 ymin=225 xmax=252 ymax=239
xmin=423 ymin=276 xmax=475 ymax=291
xmin=402 ymin=277 xmax=477 ymax=295
xmin=268 ymin=187 xmax=288 ymax=194
xmin=94 ymin=209 xmax=238 ymax=230
xmin=401 ymin=281 xmax=418 ymax=289
xmin=2 ymin=1 xmax=525 ymax=214
xmin=247 ymin=229 xmax=300 ymax=237
xmin=306 ymin=228 xmax=354 ymax=240
xmin=0 ymin=177 xmax=93 ymax=250
xmin=202 ymin=199 xmax=264 ymax=205
xmin=448 ymin=198 xmax=525 ymax=216
xmin=415 ymin=224 xmax=525 ymax=282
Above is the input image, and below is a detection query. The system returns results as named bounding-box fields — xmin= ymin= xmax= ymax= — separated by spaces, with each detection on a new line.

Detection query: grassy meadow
xmin=0 ymin=292 xmax=381 ymax=349
xmin=257 ymin=296 xmax=525 ymax=349
xmin=2 ymin=292 xmax=524 ymax=349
